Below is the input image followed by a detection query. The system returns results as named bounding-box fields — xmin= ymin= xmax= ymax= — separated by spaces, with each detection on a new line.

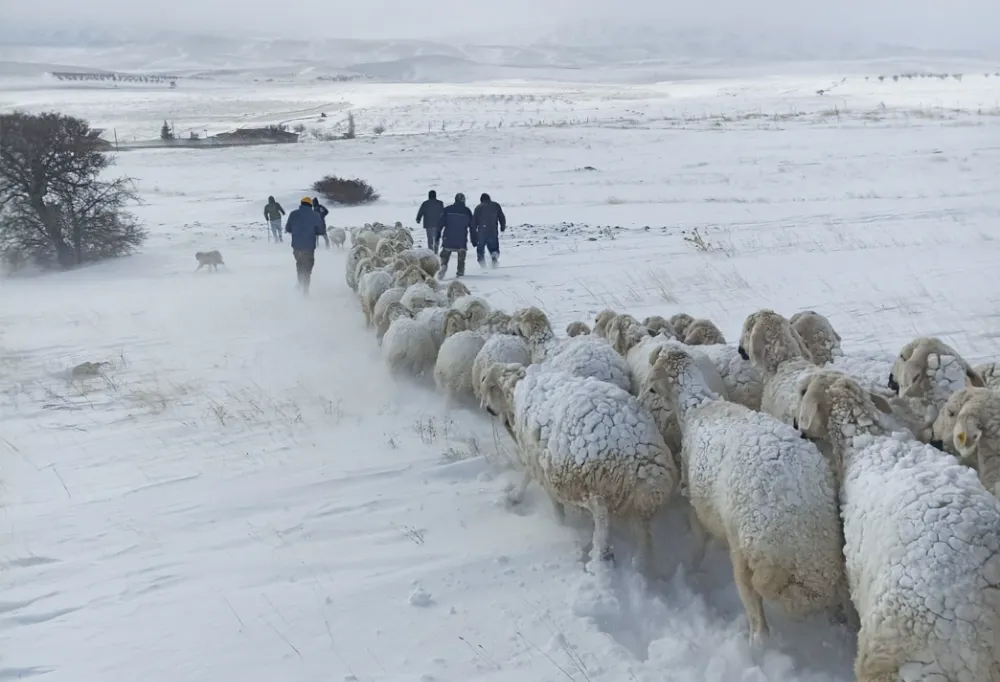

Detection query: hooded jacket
xmin=438 ymin=201 xmax=475 ymax=250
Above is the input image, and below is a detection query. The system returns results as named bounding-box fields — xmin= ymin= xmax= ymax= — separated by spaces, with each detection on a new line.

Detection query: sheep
xmin=358 ymin=266 xmax=394 ymax=326
xmin=974 ymin=362 xmax=1000 ymax=391
xmin=329 ymin=227 xmax=347 ymax=249
xmin=888 ymin=337 xmax=985 ymax=419
xmin=694 ymin=343 xmax=763 ymax=411
xmin=415 ymin=307 xmax=465 ymax=352
xmin=930 ymin=387 xmax=1000 ymax=497
xmin=381 ymin=302 xmax=438 ymax=379
xmin=401 ymin=282 xmax=447 ymax=314
xmin=592 ymin=309 xmax=618 ymax=338
xmin=738 ymin=309 xmax=818 ymax=427
xmin=796 ymin=371 xmax=1000 ymax=682
xmin=445 ymin=279 xmax=471 ymax=302
xmin=393 ymin=226 xmax=415 ymax=248
xmin=565 ymin=321 xmax=591 ymax=337
xmin=511 ymin=306 xmax=631 ymax=392
xmin=643 ymin=346 xmax=848 ymax=643
xmin=668 ymin=313 xmax=694 ymax=338
xmin=478 ymin=361 xmax=678 ymax=573
xmin=395 ymin=247 xmax=440 ymax=278
xmin=372 ymin=286 xmax=407 ymax=342
xmin=641 ymin=315 xmax=677 ymax=338
xmin=434 ymin=325 xmax=488 ymax=407
xmin=345 ymin=244 xmax=373 ymax=291
xmin=606 ymin=313 xmax=726 ymax=455
xmin=789 ymin=310 xmax=842 ymax=365
xmin=451 ymin=294 xmax=491 ymax=328
xmin=472 ymin=335 xmax=531 ymax=407
xmin=682 ymin=318 xmax=726 ymax=345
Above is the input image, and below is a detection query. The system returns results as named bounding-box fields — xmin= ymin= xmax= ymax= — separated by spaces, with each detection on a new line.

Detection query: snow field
xmin=1 ymin=75 xmax=999 ymax=681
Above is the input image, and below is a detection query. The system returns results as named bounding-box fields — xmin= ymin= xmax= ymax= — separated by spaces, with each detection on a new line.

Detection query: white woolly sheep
xmin=668 ymin=313 xmax=695 ymax=338
xmin=445 ymin=279 xmax=471 ymax=302
xmin=479 ymin=362 xmax=678 ymax=572
xmin=372 ymin=287 xmax=407 ymax=342
xmin=329 ymin=227 xmax=347 ymax=249
xmin=416 ymin=307 xmax=465 ymax=352
xmin=931 ymin=386 xmax=1000 ymax=497
xmin=354 ymin=229 xmax=380 ymax=251
xmin=645 ymin=347 xmax=849 ymax=645
xmin=695 ymin=343 xmax=763 ymax=411
xmin=796 ymin=371 xmax=1000 ymax=682
xmin=738 ymin=309 xmax=818 ymax=427
xmin=642 ymin=315 xmax=677 ymax=338
xmin=434 ymin=328 xmax=488 ymax=407
xmin=511 ymin=307 xmax=632 ymax=392
xmin=345 ymin=244 xmax=373 ymax=291
xmin=394 ymin=247 xmax=440 ymax=278
xmin=592 ymin=309 xmax=619 ymax=338
xmin=682 ymin=318 xmax=726 ymax=346
xmin=888 ymin=336 xmax=985 ymax=415
xmin=565 ymin=321 xmax=591 ymax=337
xmin=974 ymin=361 xmax=1000 ymax=391
xmin=451 ymin=294 xmax=491 ymax=328
xmin=358 ymin=266 xmax=394 ymax=326
xmin=381 ymin=302 xmax=438 ymax=379
xmin=401 ymin=282 xmax=447 ymax=314
xmin=472 ymin=334 xmax=531 ymax=406
xmin=789 ymin=310 xmax=842 ymax=365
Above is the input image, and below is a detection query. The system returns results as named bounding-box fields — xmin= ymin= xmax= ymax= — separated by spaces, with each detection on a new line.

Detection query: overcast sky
xmin=4 ymin=0 xmax=996 ymax=52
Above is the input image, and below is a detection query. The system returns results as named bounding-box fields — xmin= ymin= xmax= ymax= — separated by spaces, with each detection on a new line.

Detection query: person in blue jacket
xmin=285 ymin=196 xmax=329 ymax=294
xmin=436 ymin=193 xmax=475 ymax=279
xmin=312 ymin=197 xmax=329 ymax=229
xmin=472 ymin=193 xmax=506 ymax=269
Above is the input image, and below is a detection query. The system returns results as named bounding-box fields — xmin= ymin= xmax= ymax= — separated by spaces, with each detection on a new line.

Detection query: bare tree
xmin=0 ymin=110 xmax=146 ymax=269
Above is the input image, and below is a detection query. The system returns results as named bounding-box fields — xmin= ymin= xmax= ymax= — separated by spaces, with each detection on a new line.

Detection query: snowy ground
xmin=1 ymin=72 xmax=999 ymax=681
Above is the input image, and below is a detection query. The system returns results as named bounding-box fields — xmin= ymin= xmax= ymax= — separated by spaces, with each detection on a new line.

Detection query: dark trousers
xmin=425 ymin=227 xmax=441 ymax=253
xmin=476 ymin=233 xmax=500 ymax=263
xmin=438 ymin=248 xmax=466 ymax=277
xmin=293 ymin=249 xmax=316 ymax=292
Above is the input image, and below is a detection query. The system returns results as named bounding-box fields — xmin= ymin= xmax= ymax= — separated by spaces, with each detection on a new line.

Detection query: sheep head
xmin=395 ymin=265 xmax=430 ymax=288
xmin=683 ymin=319 xmax=726 ymax=346
xmin=446 ymin=279 xmax=472 ymax=303
xmin=789 ymin=310 xmax=842 ymax=366
xmin=443 ymin=309 xmax=470 ymax=338
xmin=510 ymin=307 xmax=553 ymax=341
xmin=462 ymin=299 xmax=490 ymax=328
xmin=592 ymin=309 xmax=618 ymax=338
xmin=889 ymin=337 xmax=985 ymax=400
xmin=479 ymin=362 xmax=526 ymax=422
xmin=931 ymin=387 xmax=995 ymax=461
xmin=384 ymin=301 xmax=412 ymax=323
xmin=482 ymin=310 xmax=513 ymax=334
xmin=375 ymin=239 xmax=398 ymax=260
xmin=565 ymin=321 xmax=591 ymax=337
xmin=738 ymin=310 xmax=813 ymax=374
xmin=606 ymin=314 xmax=649 ymax=356
xmin=669 ymin=313 xmax=695 ymax=337
xmin=642 ymin=315 xmax=677 ymax=339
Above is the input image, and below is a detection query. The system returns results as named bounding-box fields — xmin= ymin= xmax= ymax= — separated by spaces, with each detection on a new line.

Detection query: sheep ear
xmin=648 ymin=346 xmax=664 ymax=367
xmin=954 ymin=422 xmax=981 ymax=456
xmin=965 ymin=366 xmax=986 ymax=388
xmin=867 ymin=392 xmax=894 ymax=415
xmin=747 ymin=320 xmax=771 ymax=369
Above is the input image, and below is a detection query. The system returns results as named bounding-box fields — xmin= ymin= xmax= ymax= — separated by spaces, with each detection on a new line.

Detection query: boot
xmin=490 ymin=252 xmax=499 ymax=269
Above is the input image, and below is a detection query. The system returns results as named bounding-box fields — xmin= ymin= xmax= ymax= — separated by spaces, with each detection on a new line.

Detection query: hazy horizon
xmin=3 ymin=0 xmax=998 ymax=54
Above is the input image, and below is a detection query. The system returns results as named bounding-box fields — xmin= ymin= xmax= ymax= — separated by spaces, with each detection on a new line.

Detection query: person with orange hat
xmin=284 ymin=196 xmax=329 ymax=294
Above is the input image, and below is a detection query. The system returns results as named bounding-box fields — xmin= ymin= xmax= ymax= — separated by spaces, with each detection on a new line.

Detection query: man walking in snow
xmin=436 ymin=193 xmax=474 ymax=279
xmin=312 ymin=197 xmax=329 ymax=230
xmin=264 ymin=195 xmax=285 ymax=242
xmin=472 ymin=193 xmax=506 ymax=269
xmin=285 ymin=197 xmax=329 ymax=294
xmin=415 ymin=189 xmax=445 ymax=253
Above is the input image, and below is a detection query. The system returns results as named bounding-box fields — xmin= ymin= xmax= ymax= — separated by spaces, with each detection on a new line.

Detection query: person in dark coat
xmin=436 ymin=193 xmax=475 ymax=279
xmin=264 ymin=195 xmax=285 ymax=242
xmin=285 ymin=197 xmax=329 ymax=294
xmin=312 ymin=197 xmax=329 ymax=229
xmin=415 ymin=190 xmax=445 ymax=253
xmin=472 ymin=193 xmax=506 ymax=269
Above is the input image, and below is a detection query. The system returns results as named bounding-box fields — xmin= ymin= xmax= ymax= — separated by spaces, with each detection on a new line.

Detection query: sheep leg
xmin=688 ymin=508 xmax=709 ymax=570
xmin=729 ymin=546 xmax=769 ymax=648
xmin=506 ymin=470 xmax=531 ymax=506
xmin=589 ymin=500 xmax=614 ymax=565
xmin=632 ymin=517 xmax=655 ymax=576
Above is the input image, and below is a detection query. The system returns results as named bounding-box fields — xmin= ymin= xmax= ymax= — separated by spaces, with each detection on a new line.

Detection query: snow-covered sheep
xmin=381 ymin=302 xmax=438 ymax=379
xmin=888 ymin=336 xmax=985 ymax=413
xmin=605 ymin=313 xmax=726 ymax=454
xmin=796 ymin=371 xmax=1000 ymax=682
xmin=478 ymin=362 xmax=678 ymax=572
xmin=394 ymin=247 xmax=440 ymax=279
xmin=973 ymin=361 xmax=1000 ymax=391
xmin=329 ymin=227 xmax=347 ymax=248
xmin=931 ymin=386 xmax=1000 ymax=497
xmin=472 ymin=335 xmax=531 ymax=406
xmin=592 ymin=309 xmax=619 ymax=338
xmin=393 ymin=226 xmax=415 ymax=248
xmin=682 ymin=318 xmax=726 ymax=345
xmin=669 ymin=313 xmax=694 ymax=338
xmin=511 ymin=307 xmax=631 ymax=392
xmin=738 ymin=309 xmax=817 ymax=427
xmin=345 ymin=244 xmax=373 ymax=291
xmin=372 ymin=287 xmax=406 ymax=342
xmin=374 ymin=237 xmax=402 ymax=260
xmin=789 ymin=310 xmax=842 ymax=366
xmin=401 ymin=282 xmax=447 ymax=313
xmin=642 ymin=315 xmax=677 ymax=338
xmin=415 ymin=307 xmax=464 ymax=352
xmin=445 ymin=279 xmax=471 ymax=302
xmin=353 ymin=229 xmax=380 ymax=252
xmin=451 ymin=295 xmax=491 ymax=328
xmin=695 ymin=343 xmax=763 ymax=411
xmin=434 ymin=328 xmax=487 ymax=406
xmin=644 ymin=347 xmax=848 ymax=644
xmin=565 ymin=321 xmax=591 ymax=337
xmin=393 ymin=264 xmax=432 ymax=289
xmin=358 ymin=266 xmax=395 ymax=326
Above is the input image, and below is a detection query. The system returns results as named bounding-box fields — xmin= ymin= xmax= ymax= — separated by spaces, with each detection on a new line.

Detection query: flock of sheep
xmin=343 ymin=221 xmax=1000 ymax=682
